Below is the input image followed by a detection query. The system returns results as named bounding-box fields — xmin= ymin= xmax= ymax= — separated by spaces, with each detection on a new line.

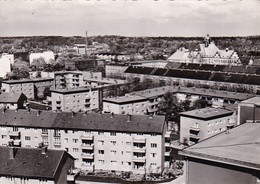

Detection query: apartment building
xmin=179 ymin=122 xmax=260 ymax=184
xmin=1 ymin=79 xmax=35 ymax=99
xmin=1 ymin=78 xmax=53 ymax=99
xmin=180 ymin=107 xmax=236 ymax=145
xmin=0 ymin=146 xmax=75 ymax=184
xmin=0 ymin=109 xmax=166 ymax=174
xmin=51 ymin=87 xmax=100 ymax=112
xmin=0 ymin=92 xmax=27 ymax=110
xmin=0 ymin=53 xmax=13 ymax=77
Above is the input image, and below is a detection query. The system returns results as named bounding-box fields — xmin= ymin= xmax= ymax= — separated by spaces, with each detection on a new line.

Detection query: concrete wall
xmin=187 ymin=159 xmax=256 ymax=184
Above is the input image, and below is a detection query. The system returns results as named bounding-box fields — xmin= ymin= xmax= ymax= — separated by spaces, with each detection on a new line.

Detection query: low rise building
xmin=0 ymin=109 xmax=166 ymax=174
xmin=0 ymin=92 xmax=27 ymax=110
xmin=180 ymin=107 xmax=236 ymax=145
xmin=179 ymin=122 xmax=260 ymax=184
xmin=51 ymin=87 xmax=100 ymax=112
xmin=0 ymin=146 xmax=75 ymax=184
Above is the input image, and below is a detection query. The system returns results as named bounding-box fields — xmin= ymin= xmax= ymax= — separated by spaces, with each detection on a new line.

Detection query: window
xmin=151 ymin=143 xmax=157 ymax=148
xmin=126 ymin=151 xmax=131 ymax=155
xmin=151 ymin=133 xmax=157 ymax=136
xmin=110 ymin=150 xmax=116 ymax=155
xmin=126 ymin=142 xmax=131 ymax=146
xmin=25 ymin=136 xmax=31 ymax=141
xmin=54 ymin=137 xmax=61 ymax=145
xmin=73 ymin=148 xmax=79 ymax=152
xmin=111 ymin=141 xmax=116 ymax=145
xmin=98 ymin=131 xmax=104 ymax=135
xmin=111 ymin=160 xmax=117 ymax=165
xmin=65 ymin=138 xmax=68 ymax=143
xmin=98 ymin=140 xmax=104 ymax=145
xmin=1 ymin=135 xmax=7 ymax=139
xmin=73 ymin=139 xmax=78 ymax=143
xmin=42 ymin=137 xmax=48 ymax=145
xmin=13 ymin=127 xmax=18 ymax=132
xmin=98 ymin=160 xmax=104 ymax=165
xmin=110 ymin=132 xmax=116 ymax=136
xmin=127 ymin=162 xmax=131 ymax=166
xmin=151 ymin=153 xmax=157 ymax=158
xmin=98 ymin=150 xmax=104 ymax=154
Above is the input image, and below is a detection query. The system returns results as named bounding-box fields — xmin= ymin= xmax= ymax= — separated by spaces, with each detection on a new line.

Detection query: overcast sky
xmin=0 ymin=0 xmax=260 ymax=37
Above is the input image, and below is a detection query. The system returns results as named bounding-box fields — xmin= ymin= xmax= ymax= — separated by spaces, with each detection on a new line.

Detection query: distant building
xmin=0 ymin=53 xmax=13 ymax=78
xmin=51 ymin=87 xmax=100 ymax=112
xmin=0 ymin=92 xmax=27 ymax=110
xmin=29 ymin=51 xmax=55 ymax=65
xmin=0 ymin=109 xmax=167 ymax=174
xmin=168 ymin=35 xmax=241 ymax=66
xmin=238 ymin=97 xmax=260 ymax=125
xmin=180 ymin=122 xmax=260 ymax=184
xmin=180 ymin=107 xmax=236 ymax=145
xmin=0 ymin=146 xmax=75 ymax=184
xmin=105 ymin=64 xmax=129 ymax=77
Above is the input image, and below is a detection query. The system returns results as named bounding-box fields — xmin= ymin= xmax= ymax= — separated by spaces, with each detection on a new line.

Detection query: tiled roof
xmin=0 ymin=146 xmax=72 ymax=179
xmin=0 ymin=109 xmax=165 ymax=134
xmin=179 ymin=123 xmax=260 ymax=170
xmin=0 ymin=93 xmax=27 ymax=103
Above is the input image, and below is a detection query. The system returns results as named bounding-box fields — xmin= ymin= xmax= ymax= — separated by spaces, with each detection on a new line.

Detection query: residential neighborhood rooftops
xmin=51 ymin=87 xmax=98 ymax=94
xmin=103 ymin=95 xmax=147 ymax=104
xmin=0 ymin=109 xmax=165 ymax=134
xmin=0 ymin=146 xmax=73 ymax=179
xmin=180 ymin=107 xmax=234 ymax=120
xmin=179 ymin=123 xmax=260 ymax=170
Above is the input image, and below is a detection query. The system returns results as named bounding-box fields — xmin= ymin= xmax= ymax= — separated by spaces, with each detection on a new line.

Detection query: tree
xmin=6 ymin=59 xmax=30 ymax=79
xmin=31 ymin=57 xmax=46 ymax=70
xmin=43 ymin=86 xmax=51 ymax=97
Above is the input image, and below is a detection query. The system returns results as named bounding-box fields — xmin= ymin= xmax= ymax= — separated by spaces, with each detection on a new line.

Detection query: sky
xmin=0 ymin=0 xmax=260 ymax=37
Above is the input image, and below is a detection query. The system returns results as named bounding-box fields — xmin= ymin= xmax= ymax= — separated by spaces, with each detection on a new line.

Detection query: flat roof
xmin=103 ymin=95 xmax=147 ymax=104
xmin=51 ymin=87 xmax=98 ymax=94
xmin=180 ymin=107 xmax=234 ymax=120
xmin=180 ymin=123 xmax=260 ymax=170
xmin=240 ymin=97 xmax=260 ymax=106
xmin=0 ymin=109 xmax=165 ymax=134
xmin=2 ymin=79 xmax=33 ymax=84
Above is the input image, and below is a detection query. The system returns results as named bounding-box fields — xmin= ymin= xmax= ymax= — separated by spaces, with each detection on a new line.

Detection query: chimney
xmin=127 ymin=114 xmax=132 ymax=122
xmin=2 ymin=106 xmax=6 ymax=113
xmin=37 ymin=110 xmax=41 ymax=116
xmin=111 ymin=112 xmax=114 ymax=118
xmin=41 ymin=146 xmax=47 ymax=155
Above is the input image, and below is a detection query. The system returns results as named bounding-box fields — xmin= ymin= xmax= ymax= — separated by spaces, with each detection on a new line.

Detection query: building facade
xmin=0 ymin=53 xmax=13 ymax=78
xmin=0 ymin=92 xmax=27 ymax=110
xmin=0 ymin=109 xmax=166 ymax=175
xmin=180 ymin=107 xmax=236 ymax=145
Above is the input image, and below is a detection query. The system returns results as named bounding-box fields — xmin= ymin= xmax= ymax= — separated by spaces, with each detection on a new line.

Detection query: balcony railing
xmin=9 ymin=131 xmax=20 ymax=137
xmin=133 ymin=137 xmax=146 ymax=143
xmin=81 ymin=153 xmax=94 ymax=159
xmin=81 ymin=144 xmax=94 ymax=149
xmin=133 ymin=156 xmax=146 ymax=163
xmin=165 ymin=150 xmax=172 ymax=156
xmin=190 ymin=126 xmax=200 ymax=132
xmin=13 ymin=140 xmax=21 ymax=147
xmin=81 ymin=134 xmax=94 ymax=140
xmin=133 ymin=146 xmax=146 ymax=153
xmin=190 ymin=134 xmax=200 ymax=140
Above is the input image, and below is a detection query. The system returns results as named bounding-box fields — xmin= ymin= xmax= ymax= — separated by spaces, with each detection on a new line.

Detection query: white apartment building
xmin=0 ymin=109 xmax=166 ymax=174
xmin=180 ymin=107 xmax=236 ymax=145
xmin=51 ymin=88 xmax=100 ymax=112
xmin=29 ymin=51 xmax=55 ymax=65
xmin=0 ymin=53 xmax=13 ymax=78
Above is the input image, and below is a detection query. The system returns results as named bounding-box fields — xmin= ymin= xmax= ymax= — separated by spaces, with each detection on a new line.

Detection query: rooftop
xmin=180 ymin=123 xmax=260 ymax=170
xmin=0 ymin=109 xmax=165 ymax=134
xmin=0 ymin=146 xmax=72 ymax=179
xmin=240 ymin=97 xmax=260 ymax=106
xmin=103 ymin=95 xmax=146 ymax=104
xmin=51 ymin=87 xmax=98 ymax=94
xmin=0 ymin=92 xmax=27 ymax=103
xmin=180 ymin=107 xmax=234 ymax=120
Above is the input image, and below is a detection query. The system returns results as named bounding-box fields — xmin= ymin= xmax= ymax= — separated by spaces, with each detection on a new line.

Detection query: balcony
xmin=165 ymin=142 xmax=171 ymax=147
xmin=54 ymin=142 xmax=61 ymax=147
xmin=133 ymin=166 xmax=145 ymax=174
xmin=190 ymin=126 xmax=200 ymax=132
xmin=148 ymin=101 xmax=159 ymax=106
xmin=81 ymin=163 xmax=94 ymax=171
xmin=133 ymin=147 xmax=146 ymax=153
xmin=9 ymin=131 xmax=20 ymax=137
xmin=81 ymin=144 xmax=94 ymax=150
xmin=13 ymin=140 xmax=21 ymax=147
xmin=190 ymin=134 xmax=200 ymax=140
xmin=133 ymin=137 xmax=146 ymax=143
xmin=81 ymin=153 xmax=94 ymax=159
xmin=165 ymin=150 xmax=172 ymax=156
xmin=81 ymin=134 xmax=94 ymax=140
xmin=41 ymin=132 xmax=48 ymax=137
xmin=133 ymin=156 xmax=146 ymax=163
xmin=165 ymin=131 xmax=172 ymax=138
xmin=53 ymin=133 xmax=61 ymax=137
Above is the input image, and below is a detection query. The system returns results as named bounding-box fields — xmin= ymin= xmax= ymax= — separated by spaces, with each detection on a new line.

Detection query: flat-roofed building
xmin=51 ymin=87 xmax=100 ymax=112
xmin=180 ymin=107 xmax=236 ymax=145
xmin=0 ymin=92 xmax=27 ymax=109
xmin=238 ymin=97 xmax=260 ymax=125
xmin=179 ymin=122 xmax=260 ymax=184
xmin=0 ymin=109 xmax=166 ymax=174
xmin=0 ymin=53 xmax=13 ymax=78
xmin=0 ymin=146 xmax=75 ymax=184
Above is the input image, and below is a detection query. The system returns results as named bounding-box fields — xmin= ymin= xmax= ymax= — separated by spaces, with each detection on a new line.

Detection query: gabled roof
xmin=0 ymin=109 xmax=165 ymax=134
xmin=0 ymin=93 xmax=27 ymax=103
xmin=168 ymin=48 xmax=188 ymax=61
xmin=180 ymin=123 xmax=260 ymax=170
xmin=0 ymin=146 xmax=73 ymax=179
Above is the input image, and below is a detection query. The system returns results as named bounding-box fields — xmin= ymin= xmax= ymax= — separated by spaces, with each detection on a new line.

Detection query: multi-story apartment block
xmin=0 ymin=92 xmax=27 ymax=110
xmin=51 ymin=87 xmax=100 ymax=112
xmin=103 ymin=95 xmax=147 ymax=115
xmin=0 ymin=53 xmax=13 ymax=77
xmin=0 ymin=146 xmax=75 ymax=184
xmin=180 ymin=107 xmax=236 ymax=145
xmin=1 ymin=78 xmax=53 ymax=99
xmin=1 ymin=79 xmax=35 ymax=99
xmin=0 ymin=109 xmax=166 ymax=174
xmin=179 ymin=122 xmax=260 ymax=184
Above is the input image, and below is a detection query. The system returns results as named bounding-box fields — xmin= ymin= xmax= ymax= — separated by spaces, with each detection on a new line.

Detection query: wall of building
xmin=2 ymin=83 xmax=34 ymax=99
xmin=0 ymin=54 xmax=13 ymax=78
xmin=0 ymin=177 xmax=54 ymax=184
xmin=238 ymin=103 xmax=260 ymax=125
xmin=187 ymin=158 xmax=256 ymax=184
